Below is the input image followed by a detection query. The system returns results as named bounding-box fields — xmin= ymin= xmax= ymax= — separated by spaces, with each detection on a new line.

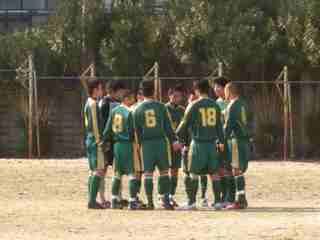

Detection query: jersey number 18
xmin=199 ymin=108 xmax=216 ymax=127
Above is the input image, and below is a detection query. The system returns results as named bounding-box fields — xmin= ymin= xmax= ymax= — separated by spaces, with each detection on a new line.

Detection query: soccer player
xmin=133 ymin=80 xmax=181 ymax=210
xmin=99 ymin=80 xmax=127 ymax=207
xmin=224 ymin=82 xmax=251 ymax=209
xmin=213 ymin=76 xmax=236 ymax=206
xmin=187 ymin=86 xmax=209 ymax=208
xmin=165 ymin=85 xmax=185 ymax=206
xmin=176 ymin=79 xmax=225 ymax=210
xmin=102 ymin=87 xmax=142 ymax=210
xmin=84 ymin=79 xmax=106 ymax=209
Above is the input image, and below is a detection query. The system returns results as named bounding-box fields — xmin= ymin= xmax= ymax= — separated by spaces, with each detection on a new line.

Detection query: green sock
xmin=200 ymin=175 xmax=207 ymax=199
xmin=224 ymin=176 xmax=233 ymax=203
xmin=235 ymin=175 xmax=246 ymax=194
xmin=144 ymin=177 xmax=153 ymax=204
xmin=137 ymin=178 xmax=142 ymax=194
xmin=191 ymin=178 xmax=199 ymax=204
xmin=158 ymin=175 xmax=170 ymax=196
xmin=212 ymin=179 xmax=222 ymax=204
xmin=99 ymin=176 xmax=105 ymax=198
xmin=88 ymin=175 xmax=92 ymax=200
xmin=220 ymin=176 xmax=226 ymax=202
xmin=111 ymin=176 xmax=121 ymax=197
xmin=230 ymin=176 xmax=236 ymax=202
xmin=170 ymin=175 xmax=178 ymax=196
xmin=129 ymin=178 xmax=138 ymax=200
xmin=184 ymin=175 xmax=192 ymax=201
xmin=89 ymin=175 xmax=101 ymax=205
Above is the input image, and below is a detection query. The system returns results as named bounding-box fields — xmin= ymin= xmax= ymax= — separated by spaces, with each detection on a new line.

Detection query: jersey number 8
xmin=199 ymin=108 xmax=216 ymax=127
xmin=112 ymin=114 xmax=123 ymax=133
xmin=145 ymin=109 xmax=156 ymax=128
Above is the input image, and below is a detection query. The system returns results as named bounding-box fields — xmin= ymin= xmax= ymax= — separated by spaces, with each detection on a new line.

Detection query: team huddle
xmin=84 ymin=77 xmax=252 ymax=211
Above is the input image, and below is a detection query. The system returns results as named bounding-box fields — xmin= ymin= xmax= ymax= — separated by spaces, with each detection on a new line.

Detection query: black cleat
xmin=111 ymin=199 xmax=123 ymax=209
xmin=238 ymin=195 xmax=248 ymax=209
xmin=88 ymin=202 xmax=105 ymax=209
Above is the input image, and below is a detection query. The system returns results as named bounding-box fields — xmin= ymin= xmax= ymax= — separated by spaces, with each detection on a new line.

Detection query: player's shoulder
xmin=186 ymin=98 xmax=201 ymax=113
xmin=87 ymin=97 xmax=97 ymax=108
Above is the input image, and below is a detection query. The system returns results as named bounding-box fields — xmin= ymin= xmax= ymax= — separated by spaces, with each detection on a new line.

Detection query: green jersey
xmin=176 ymin=96 xmax=224 ymax=143
xmin=133 ymin=99 xmax=176 ymax=143
xmin=165 ymin=102 xmax=185 ymax=130
xmin=84 ymin=97 xmax=102 ymax=143
xmin=224 ymin=98 xmax=251 ymax=139
xmin=103 ymin=104 xmax=134 ymax=142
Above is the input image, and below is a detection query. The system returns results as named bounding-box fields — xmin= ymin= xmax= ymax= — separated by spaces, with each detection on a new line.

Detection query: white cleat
xmin=177 ymin=202 xmax=197 ymax=211
xmin=212 ymin=202 xmax=223 ymax=211
xmin=201 ymin=198 xmax=209 ymax=208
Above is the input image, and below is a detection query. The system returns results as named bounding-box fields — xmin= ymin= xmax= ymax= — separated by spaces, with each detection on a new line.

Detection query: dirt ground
xmin=0 ymin=159 xmax=319 ymax=240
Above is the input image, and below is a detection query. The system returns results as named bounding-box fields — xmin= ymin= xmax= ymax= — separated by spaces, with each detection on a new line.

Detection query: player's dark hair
xmin=110 ymin=80 xmax=126 ymax=92
xmin=213 ymin=76 xmax=229 ymax=88
xmin=88 ymin=78 xmax=103 ymax=96
xmin=140 ymin=80 xmax=154 ymax=97
xmin=168 ymin=84 xmax=184 ymax=95
xmin=226 ymin=82 xmax=240 ymax=96
xmin=194 ymin=79 xmax=210 ymax=94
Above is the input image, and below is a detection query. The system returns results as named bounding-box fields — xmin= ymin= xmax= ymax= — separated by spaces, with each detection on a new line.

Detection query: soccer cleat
xmin=238 ymin=195 xmax=248 ymax=209
xmin=225 ymin=202 xmax=241 ymax=210
xmin=177 ymin=202 xmax=197 ymax=211
xmin=128 ymin=201 xmax=140 ymax=210
xmin=88 ymin=202 xmax=105 ymax=210
xmin=111 ymin=199 xmax=123 ymax=209
xmin=101 ymin=201 xmax=111 ymax=209
xmin=212 ymin=202 xmax=223 ymax=211
xmin=120 ymin=199 xmax=129 ymax=207
xmin=159 ymin=197 xmax=175 ymax=210
xmin=169 ymin=197 xmax=179 ymax=207
xmin=221 ymin=201 xmax=232 ymax=209
xmin=201 ymin=198 xmax=209 ymax=208
xmin=146 ymin=202 xmax=155 ymax=210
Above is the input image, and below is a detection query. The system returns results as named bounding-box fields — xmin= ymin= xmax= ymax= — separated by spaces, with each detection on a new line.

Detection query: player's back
xmin=225 ymin=98 xmax=251 ymax=139
xmin=187 ymin=97 xmax=223 ymax=142
xmin=134 ymin=99 xmax=170 ymax=142
xmin=110 ymin=105 xmax=133 ymax=142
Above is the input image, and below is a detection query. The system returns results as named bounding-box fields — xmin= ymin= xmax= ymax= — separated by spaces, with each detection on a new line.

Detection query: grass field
xmin=0 ymin=159 xmax=320 ymax=240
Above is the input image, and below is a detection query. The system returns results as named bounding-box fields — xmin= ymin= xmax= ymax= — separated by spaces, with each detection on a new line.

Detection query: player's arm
xmin=101 ymin=109 xmax=114 ymax=143
xmin=163 ymin=106 xmax=177 ymax=143
xmin=127 ymin=112 xmax=135 ymax=142
xmin=176 ymin=103 xmax=193 ymax=142
xmin=216 ymin=107 xmax=225 ymax=144
xmin=88 ymin=99 xmax=102 ymax=144
xmin=224 ymin=104 xmax=237 ymax=139
xmin=132 ymin=108 xmax=142 ymax=145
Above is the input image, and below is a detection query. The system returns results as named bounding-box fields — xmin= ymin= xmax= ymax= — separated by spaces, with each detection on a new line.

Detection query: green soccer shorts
xmin=113 ymin=142 xmax=139 ymax=176
xmin=187 ymin=140 xmax=220 ymax=175
xmin=140 ymin=138 xmax=171 ymax=173
xmin=86 ymin=134 xmax=105 ymax=172
xmin=226 ymin=138 xmax=250 ymax=173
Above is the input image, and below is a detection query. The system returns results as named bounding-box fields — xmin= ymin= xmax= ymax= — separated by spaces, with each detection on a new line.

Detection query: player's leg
xmin=111 ymin=143 xmax=123 ymax=209
xmin=124 ymin=142 xmax=141 ymax=210
xmin=226 ymin=139 xmax=249 ymax=209
xmin=207 ymin=142 xmax=223 ymax=210
xmin=99 ymin=143 xmax=113 ymax=207
xmin=200 ymin=175 xmax=208 ymax=207
xmin=182 ymin=145 xmax=192 ymax=204
xmin=141 ymin=140 xmax=156 ymax=209
xmin=87 ymin=144 xmax=105 ymax=209
xmin=157 ymin=138 xmax=174 ymax=210
xmin=169 ymin=150 xmax=181 ymax=206
xmin=180 ymin=141 xmax=204 ymax=210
